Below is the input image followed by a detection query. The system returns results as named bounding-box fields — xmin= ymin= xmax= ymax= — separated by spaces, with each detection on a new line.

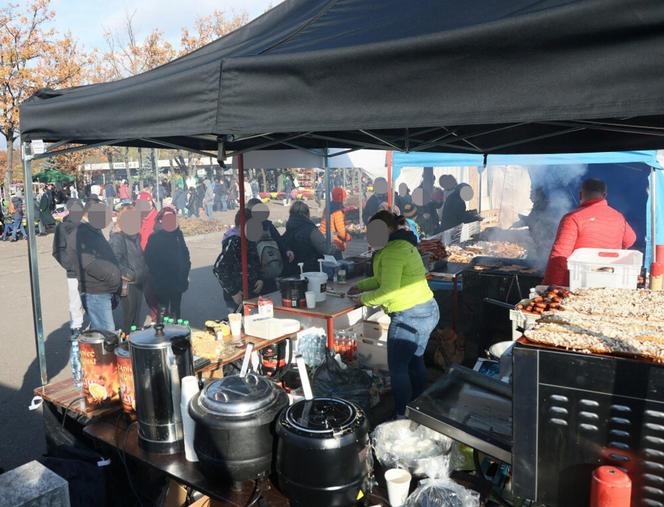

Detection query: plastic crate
xmin=509 ymin=298 xmax=539 ymax=340
xmin=567 ymin=248 xmax=643 ymax=290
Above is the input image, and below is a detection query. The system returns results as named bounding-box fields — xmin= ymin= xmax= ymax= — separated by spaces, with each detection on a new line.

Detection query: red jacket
xmin=543 ymin=198 xmax=636 ymax=287
xmin=140 ymin=209 xmax=158 ymax=251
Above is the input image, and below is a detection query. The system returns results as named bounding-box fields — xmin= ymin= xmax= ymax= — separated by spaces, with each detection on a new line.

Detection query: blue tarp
xmin=392 ymin=151 xmax=663 ymax=266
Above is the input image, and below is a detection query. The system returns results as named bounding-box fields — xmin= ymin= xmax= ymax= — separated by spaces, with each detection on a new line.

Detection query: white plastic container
xmin=567 ymin=248 xmax=643 ymax=291
xmin=363 ymin=311 xmax=391 ymax=340
xmin=357 ymin=336 xmax=388 ymax=371
xmin=302 ymin=271 xmax=327 ymax=302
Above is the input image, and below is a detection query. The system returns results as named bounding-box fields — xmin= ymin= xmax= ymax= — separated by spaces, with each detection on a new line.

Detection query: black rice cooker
xmin=276 ymin=397 xmax=370 ymax=506
xmin=278 ymin=277 xmax=309 ymax=308
xmin=189 ymin=372 xmax=288 ymax=482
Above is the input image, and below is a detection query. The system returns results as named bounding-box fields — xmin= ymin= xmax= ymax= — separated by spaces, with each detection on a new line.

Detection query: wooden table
xmin=34 ymin=331 xmax=296 ymax=420
xmin=244 ymin=283 xmax=361 ymax=349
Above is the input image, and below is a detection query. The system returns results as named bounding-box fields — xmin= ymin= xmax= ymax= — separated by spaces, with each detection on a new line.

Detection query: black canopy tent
xmin=18 ymin=0 xmax=664 ymax=386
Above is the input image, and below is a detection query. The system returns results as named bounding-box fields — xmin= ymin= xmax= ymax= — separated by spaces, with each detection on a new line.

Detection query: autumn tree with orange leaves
xmin=180 ymin=9 xmax=248 ymax=54
xmin=0 ymin=0 xmax=88 ymax=190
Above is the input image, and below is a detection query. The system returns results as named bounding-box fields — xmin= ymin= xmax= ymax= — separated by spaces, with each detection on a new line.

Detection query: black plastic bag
xmin=313 ymin=353 xmax=372 ymax=411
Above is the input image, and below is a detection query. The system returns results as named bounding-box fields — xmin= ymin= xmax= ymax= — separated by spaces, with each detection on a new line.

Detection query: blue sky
xmin=2 ymin=0 xmax=275 ymax=149
xmin=50 ymin=0 xmax=276 ymax=51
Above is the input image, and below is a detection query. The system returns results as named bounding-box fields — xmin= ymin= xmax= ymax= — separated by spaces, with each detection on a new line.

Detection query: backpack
xmin=256 ymin=228 xmax=283 ymax=279
xmin=213 ymin=248 xmax=225 ymax=286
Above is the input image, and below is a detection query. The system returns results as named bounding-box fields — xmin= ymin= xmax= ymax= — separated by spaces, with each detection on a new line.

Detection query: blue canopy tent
xmin=392 ymin=151 xmax=663 ymax=266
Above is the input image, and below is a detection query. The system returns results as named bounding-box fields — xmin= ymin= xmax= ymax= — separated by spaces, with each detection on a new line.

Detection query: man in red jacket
xmin=543 ymin=178 xmax=637 ymax=287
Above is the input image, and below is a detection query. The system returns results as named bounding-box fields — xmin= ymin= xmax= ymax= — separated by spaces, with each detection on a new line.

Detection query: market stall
xmin=15 ymin=0 xmax=664 ymax=505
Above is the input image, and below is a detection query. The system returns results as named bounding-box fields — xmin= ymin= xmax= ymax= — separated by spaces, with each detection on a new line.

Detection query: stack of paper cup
xmin=385 ymin=468 xmax=412 ymax=507
xmin=180 ymin=376 xmax=200 ymax=462
xmin=305 ymin=291 xmax=316 ymax=309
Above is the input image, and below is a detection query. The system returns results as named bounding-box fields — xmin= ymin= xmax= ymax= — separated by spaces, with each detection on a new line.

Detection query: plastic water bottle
xmin=70 ymin=337 xmax=83 ymax=390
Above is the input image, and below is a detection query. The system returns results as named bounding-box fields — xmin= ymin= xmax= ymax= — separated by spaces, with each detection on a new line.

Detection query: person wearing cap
xmin=144 ymin=206 xmax=191 ymax=320
xmin=319 ymin=187 xmax=352 ymax=252
xmin=52 ymin=199 xmax=86 ymax=336
xmin=402 ymin=203 xmax=421 ymax=242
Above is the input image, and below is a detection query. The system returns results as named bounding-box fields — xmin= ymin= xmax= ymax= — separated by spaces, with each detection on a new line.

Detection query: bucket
xmin=303 ymin=272 xmax=327 ymax=302
xmin=115 ymin=342 xmax=136 ymax=419
xmin=79 ymin=330 xmax=119 ymax=407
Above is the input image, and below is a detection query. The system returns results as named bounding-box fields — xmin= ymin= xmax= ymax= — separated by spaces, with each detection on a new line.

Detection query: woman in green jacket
xmin=349 ymin=211 xmax=439 ymax=417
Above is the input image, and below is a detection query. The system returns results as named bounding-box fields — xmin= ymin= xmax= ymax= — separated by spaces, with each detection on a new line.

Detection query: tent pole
xmin=23 ymin=143 xmax=48 ymax=386
xmin=238 ymin=153 xmax=249 ymax=299
xmin=324 ymin=149 xmax=331 ymax=247
xmin=652 ymin=168 xmax=658 ymax=263
xmin=387 ymin=151 xmax=393 ymax=208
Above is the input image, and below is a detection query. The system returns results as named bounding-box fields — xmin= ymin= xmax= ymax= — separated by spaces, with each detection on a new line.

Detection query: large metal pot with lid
xmin=189 ymin=345 xmax=288 ymax=482
xmin=276 ymin=357 xmax=370 ymax=506
xmin=129 ymin=322 xmax=194 ymax=454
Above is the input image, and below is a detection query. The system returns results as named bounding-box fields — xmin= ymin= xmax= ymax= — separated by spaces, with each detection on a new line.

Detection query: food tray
xmin=509 ymin=299 xmax=540 ymax=340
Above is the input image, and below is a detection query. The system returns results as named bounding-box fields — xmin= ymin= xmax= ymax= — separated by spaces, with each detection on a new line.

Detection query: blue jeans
xmin=1 ymin=217 xmax=26 ymax=240
xmin=205 ymin=203 xmax=214 ymax=219
xmin=387 ymin=298 xmax=439 ymax=416
xmin=82 ymin=293 xmax=116 ymax=332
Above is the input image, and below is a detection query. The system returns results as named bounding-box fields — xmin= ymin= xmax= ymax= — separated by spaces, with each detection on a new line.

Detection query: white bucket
xmin=302 ymin=272 xmax=327 ymax=302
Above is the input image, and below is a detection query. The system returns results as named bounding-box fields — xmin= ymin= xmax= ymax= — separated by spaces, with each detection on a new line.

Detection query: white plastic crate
xmin=567 ymin=248 xmax=643 ymax=291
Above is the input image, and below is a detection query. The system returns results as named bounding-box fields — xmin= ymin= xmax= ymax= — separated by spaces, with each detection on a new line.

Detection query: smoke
xmin=526 ymin=164 xmax=588 ymax=268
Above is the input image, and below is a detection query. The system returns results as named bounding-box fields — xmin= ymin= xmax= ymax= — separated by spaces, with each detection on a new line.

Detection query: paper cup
xmin=305 ymin=291 xmax=316 ymax=309
xmin=385 ymin=468 xmax=412 ymax=507
xmin=228 ymin=313 xmax=242 ymax=338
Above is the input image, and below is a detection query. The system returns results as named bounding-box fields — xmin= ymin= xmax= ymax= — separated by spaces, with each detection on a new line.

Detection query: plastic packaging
xmin=69 ymin=337 xmax=83 ymax=389
xmin=372 ymin=420 xmax=452 ymax=478
xmin=296 ymin=328 xmax=327 ymax=367
xmin=404 ymin=478 xmax=480 ymax=507
xmin=313 ymin=352 xmax=372 ymax=411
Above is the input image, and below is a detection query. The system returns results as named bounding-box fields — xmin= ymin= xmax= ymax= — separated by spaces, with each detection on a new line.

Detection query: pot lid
xmin=79 ymin=330 xmax=118 ymax=351
xmin=129 ymin=324 xmax=189 ymax=349
xmin=198 ymin=373 xmax=279 ymax=416
xmin=285 ymin=398 xmax=357 ymax=434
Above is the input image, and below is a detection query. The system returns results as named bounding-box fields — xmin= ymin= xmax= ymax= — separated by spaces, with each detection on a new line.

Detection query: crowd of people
xmin=52 ymin=191 xmax=191 ymax=338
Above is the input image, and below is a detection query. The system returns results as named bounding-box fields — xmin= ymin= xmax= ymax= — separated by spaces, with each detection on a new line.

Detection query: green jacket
xmin=357 ymin=233 xmax=432 ymax=314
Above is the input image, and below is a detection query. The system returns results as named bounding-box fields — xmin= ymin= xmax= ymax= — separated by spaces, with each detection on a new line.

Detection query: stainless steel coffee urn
xmin=129 ymin=323 xmax=194 ymax=454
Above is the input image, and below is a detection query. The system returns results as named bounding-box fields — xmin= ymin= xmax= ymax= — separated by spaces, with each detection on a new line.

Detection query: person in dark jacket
xmin=110 ymin=204 xmax=147 ymax=333
xmin=186 ymin=187 xmax=198 ymax=217
xmin=104 ymin=182 xmax=116 ymax=203
xmin=52 ymin=199 xmax=85 ymax=335
xmin=1 ymin=194 xmax=27 ymax=241
xmin=216 ymin=209 xmax=265 ymax=310
xmin=173 ymin=187 xmax=187 ymax=215
xmin=440 ymin=182 xmax=468 ymax=232
xmin=417 ymin=188 xmax=445 ymax=236
xmin=144 ymin=206 xmax=191 ymax=320
xmin=362 ymin=191 xmax=388 ymax=225
xmin=68 ymin=197 xmax=121 ymax=332
xmin=283 ymin=201 xmax=333 ymax=274
xmin=38 ymin=186 xmax=56 ymax=235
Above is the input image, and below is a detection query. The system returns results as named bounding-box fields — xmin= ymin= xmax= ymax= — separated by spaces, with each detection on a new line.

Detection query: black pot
xmin=189 ymin=373 xmax=288 ymax=482
xmin=278 ymin=277 xmax=308 ymax=308
xmin=276 ymin=397 xmax=370 ymax=507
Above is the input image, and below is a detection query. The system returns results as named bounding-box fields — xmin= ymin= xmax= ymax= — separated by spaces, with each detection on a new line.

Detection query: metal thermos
xmin=129 ymin=322 xmax=194 ymax=454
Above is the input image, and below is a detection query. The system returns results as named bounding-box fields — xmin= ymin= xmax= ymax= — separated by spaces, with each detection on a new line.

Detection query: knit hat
xmin=403 ymin=203 xmax=417 ymax=218
xmin=331 ymin=187 xmax=346 ymax=203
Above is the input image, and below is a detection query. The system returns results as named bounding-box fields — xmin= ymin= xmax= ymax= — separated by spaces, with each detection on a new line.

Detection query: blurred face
xmin=118 ymin=207 xmax=141 ymax=235
xmin=161 ymin=212 xmax=177 ymax=232
xmin=86 ymin=201 xmax=112 ymax=230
